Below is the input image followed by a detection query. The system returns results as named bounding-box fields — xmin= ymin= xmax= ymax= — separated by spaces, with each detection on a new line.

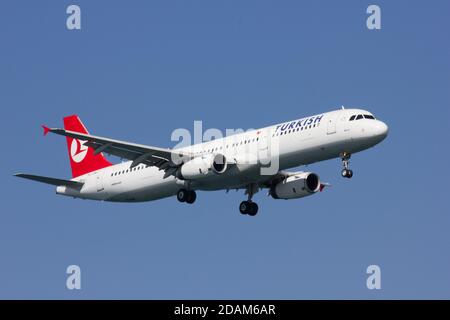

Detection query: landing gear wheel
xmin=341 ymin=169 xmax=353 ymax=178
xmin=239 ymin=201 xmax=259 ymax=216
xmin=177 ymin=189 xmax=187 ymax=202
xmin=240 ymin=184 xmax=259 ymax=216
xmin=347 ymin=169 xmax=353 ymax=178
xmin=186 ymin=191 xmax=197 ymax=204
xmin=239 ymin=201 xmax=250 ymax=215
xmin=248 ymin=202 xmax=259 ymax=216
xmin=178 ymin=189 xmax=197 ymax=203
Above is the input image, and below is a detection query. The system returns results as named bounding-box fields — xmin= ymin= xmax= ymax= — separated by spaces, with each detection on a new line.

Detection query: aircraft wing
xmin=44 ymin=127 xmax=192 ymax=174
xmin=14 ymin=173 xmax=84 ymax=188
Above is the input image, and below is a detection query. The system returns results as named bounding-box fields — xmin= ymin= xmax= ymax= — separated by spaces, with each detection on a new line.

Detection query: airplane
xmin=15 ymin=107 xmax=388 ymax=216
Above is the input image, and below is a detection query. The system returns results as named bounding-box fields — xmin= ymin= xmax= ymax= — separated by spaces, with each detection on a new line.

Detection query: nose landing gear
xmin=340 ymin=152 xmax=353 ymax=179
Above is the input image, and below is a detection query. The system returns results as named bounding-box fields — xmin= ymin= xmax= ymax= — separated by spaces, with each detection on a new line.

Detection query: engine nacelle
xmin=178 ymin=154 xmax=227 ymax=180
xmin=270 ymin=172 xmax=321 ymax=199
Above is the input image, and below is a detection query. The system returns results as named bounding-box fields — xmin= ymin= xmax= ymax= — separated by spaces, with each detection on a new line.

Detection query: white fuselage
xmin=56 ymin=108 xmax=388 ymax=202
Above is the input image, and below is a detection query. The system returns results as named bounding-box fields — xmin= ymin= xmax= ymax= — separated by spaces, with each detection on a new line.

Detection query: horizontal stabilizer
xmin=14 ymin=173 xmax=84 ymax=188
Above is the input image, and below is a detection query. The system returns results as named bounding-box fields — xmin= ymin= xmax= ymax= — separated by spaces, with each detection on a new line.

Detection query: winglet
xmin=42 ymin=125 xmax=50 ymax=136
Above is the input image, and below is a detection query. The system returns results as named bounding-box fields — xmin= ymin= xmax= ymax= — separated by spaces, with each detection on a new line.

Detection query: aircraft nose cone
xmin=373 ymin=120 xmax=389 ymax=140
xmin=379 ymin=121 xmax=389 ymax=137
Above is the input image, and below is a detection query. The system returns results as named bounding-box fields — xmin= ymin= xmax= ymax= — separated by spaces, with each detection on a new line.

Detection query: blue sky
xmin=1 ymin=0 xmax=449 ymax=299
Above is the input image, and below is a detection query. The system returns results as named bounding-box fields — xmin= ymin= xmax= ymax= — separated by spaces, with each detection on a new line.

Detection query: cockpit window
xmin=350 ymin=114 xmax=374 ymax=120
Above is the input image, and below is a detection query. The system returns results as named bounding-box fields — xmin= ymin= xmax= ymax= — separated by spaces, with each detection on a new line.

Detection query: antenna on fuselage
xmin=341 ymin=105 xmax=345 ymax=110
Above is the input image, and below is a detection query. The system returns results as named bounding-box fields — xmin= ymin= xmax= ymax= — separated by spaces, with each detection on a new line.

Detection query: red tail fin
xmin=63 ymin=115 xmax=112 ymax=178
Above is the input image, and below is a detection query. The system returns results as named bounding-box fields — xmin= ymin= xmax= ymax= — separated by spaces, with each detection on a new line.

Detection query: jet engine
xmin=177 ymin=154 xmax=227 ymax=180
xmin=270 ymin=172 xmax=321 ymax=199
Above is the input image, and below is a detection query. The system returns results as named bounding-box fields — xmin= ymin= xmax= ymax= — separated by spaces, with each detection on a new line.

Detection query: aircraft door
xmin=96 ymin=173 xmax=105 ymax=192
xmin=258 ymin=129 xmax=268 ymax=152
xmin=258 ymin=128 xmax=278 ymax=175
xmin=257 ymin=129 xmax=269 ymax=164
xmin=327 ymin=114 xmax=337 ymax=135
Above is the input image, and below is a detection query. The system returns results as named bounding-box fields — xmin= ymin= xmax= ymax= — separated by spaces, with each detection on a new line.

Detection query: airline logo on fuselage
xmin=70 ymin=139 xmax=88 ymax=163
xmin=274 ymin=114 xmax=324 ymax=133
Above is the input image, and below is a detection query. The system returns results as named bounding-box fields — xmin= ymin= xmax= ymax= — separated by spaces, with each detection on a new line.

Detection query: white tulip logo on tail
xmin=70 ymin=139 xmax=88 ymax=163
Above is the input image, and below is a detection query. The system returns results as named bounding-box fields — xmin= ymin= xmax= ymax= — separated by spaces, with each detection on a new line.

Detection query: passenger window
xmin=356 ymin=115 xmax=363 ymax=120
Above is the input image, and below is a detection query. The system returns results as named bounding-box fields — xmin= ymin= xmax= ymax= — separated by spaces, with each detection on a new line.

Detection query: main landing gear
xmin=177 ymin=189 xmax=197 ymax=204
xmin=340 ymin=152 xmax=353 ymax=179
xmin=239 ymin=184 xmax=259 ymax=216
xmin=239 ymin=201 xmax=258 ymax=216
